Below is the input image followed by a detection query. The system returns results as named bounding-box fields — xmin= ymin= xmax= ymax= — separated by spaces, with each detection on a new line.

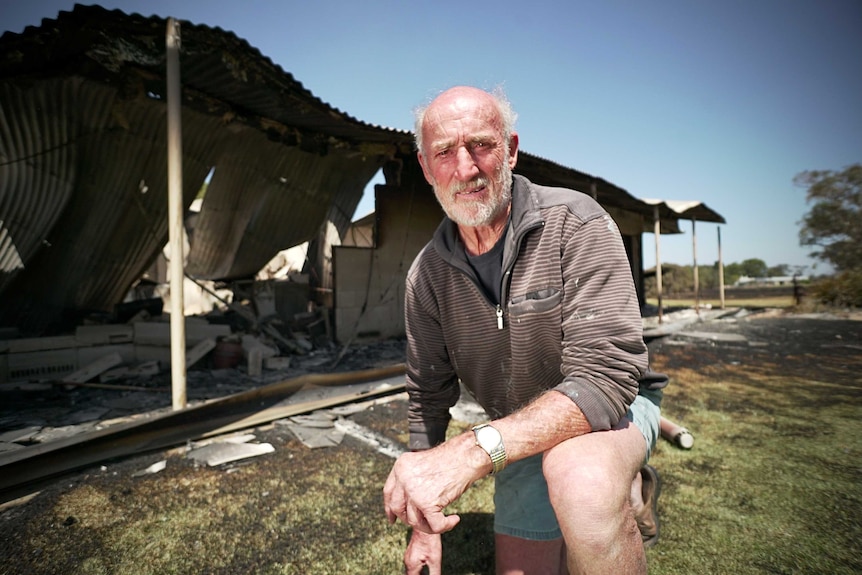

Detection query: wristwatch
xmin=472 ymin=423 xmax=508 ymax=475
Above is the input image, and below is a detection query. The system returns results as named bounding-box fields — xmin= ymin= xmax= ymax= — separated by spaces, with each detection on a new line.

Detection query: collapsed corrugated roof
xmin=0 ymin=4 xmax=411 ymax=334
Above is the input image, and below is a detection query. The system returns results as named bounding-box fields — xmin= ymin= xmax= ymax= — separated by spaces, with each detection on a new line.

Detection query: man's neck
xmin=458 ymin=204 xmax=511 ymax=256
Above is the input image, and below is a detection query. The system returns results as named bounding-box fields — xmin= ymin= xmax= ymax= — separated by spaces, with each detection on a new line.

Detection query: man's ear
xmin=508 ymin=132 xmax=519 ymax=168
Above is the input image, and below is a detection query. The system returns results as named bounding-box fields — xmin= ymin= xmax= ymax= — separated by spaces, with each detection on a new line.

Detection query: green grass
xmin=647 ymin=296 xmax=796 ymax=309
xmin=646 ymin=349 xmax=862 ymax=575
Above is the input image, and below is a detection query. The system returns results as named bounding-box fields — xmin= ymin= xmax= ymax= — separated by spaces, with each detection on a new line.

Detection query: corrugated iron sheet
xmin=186 ymin=127 xmax=381 ymax=279
xmin=0 ymin=6 xmax=403 ymax=335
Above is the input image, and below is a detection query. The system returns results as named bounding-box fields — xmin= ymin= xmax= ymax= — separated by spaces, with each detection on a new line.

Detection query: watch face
xmin=476 ymin=425 xmax=502 ymax=449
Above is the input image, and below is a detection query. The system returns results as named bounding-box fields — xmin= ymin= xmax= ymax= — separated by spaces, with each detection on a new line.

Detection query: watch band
xmin=472 ymin=423 xmax=508 ymax=475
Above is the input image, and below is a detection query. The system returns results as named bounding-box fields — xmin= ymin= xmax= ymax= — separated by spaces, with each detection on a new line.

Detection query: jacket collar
xmin=431 ymin=174 xmax=542 ymax=265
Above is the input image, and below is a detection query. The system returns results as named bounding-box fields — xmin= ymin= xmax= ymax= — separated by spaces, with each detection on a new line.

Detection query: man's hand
xmin=383 ymin=433 xmax=489 ymax=534
xmin=404 ymin=530 xmax=442 ymax=575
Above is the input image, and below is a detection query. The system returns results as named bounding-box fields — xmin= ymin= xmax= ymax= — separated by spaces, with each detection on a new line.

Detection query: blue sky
xmin=3 ymin=1 xmax=860 ymax=274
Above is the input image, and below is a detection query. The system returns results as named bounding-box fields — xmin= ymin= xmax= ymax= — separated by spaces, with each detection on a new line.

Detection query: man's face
xmin=418 ymin=90 xmax=518 ymax=228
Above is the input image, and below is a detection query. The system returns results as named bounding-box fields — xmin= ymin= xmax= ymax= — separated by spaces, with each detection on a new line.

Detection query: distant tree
xmin=645 ymin=263 xmax=721 ymax=296
xmin=697 ymin=265 xmax=717 ymax=289
xmin=739 ymin=258 xmax=768 ymax=278
xmin=657 ymin=263 xmax=690 ymax=295
xmin=648 ymin=259 xmax=805 ymax=297
xmin=796 ymin=163 xmax=862 ymax=272
xmin=767 ymin=264 xmax=790 ymax=277
xmin=722 ymin=261 xmax=743 ymax=286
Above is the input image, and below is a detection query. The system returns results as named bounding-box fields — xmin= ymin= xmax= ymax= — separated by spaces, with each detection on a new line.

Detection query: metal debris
xmin=187 ymin=442 xmax=275 ymax=467
xmin=334 ymin=418 xmax=406 ymax=459
xmin=132 ymin=459 xmax=167 ymax=477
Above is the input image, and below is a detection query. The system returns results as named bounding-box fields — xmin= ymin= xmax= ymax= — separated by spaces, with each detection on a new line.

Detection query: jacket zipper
xmin=441 ymin=210 xmax=544 ymax=331
xmin=495 ymin=220 xmax=544 ymax=330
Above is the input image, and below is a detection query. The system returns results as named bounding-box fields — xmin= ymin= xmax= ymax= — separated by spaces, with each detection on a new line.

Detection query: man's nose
xmin=454 ymin=146 xmax=480 ymax=181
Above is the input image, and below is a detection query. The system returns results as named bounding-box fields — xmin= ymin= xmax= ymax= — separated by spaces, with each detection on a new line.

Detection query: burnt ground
xmin=0 ymin=308 xmax=860 ymax=574
xmin=646 ymin=308 xmax=862 ymax=410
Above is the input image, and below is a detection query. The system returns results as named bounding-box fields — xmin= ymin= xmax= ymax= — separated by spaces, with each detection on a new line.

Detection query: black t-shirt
xmin=466 ymin=228 xmax=507 ymax=305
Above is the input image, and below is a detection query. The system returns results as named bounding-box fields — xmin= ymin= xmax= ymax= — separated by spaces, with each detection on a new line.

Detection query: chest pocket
xmin=508 ymin=287 xmax=561 ymax=317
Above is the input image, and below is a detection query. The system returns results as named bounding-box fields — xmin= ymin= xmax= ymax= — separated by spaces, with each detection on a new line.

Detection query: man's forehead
xmin=424 ymin=99 xmax=502 ymax=139
xmin=428 ymin=91 xmax=499 ymax=122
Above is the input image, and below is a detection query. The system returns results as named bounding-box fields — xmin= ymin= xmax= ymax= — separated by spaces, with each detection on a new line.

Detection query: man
xmin=383 ymin=86 xmax=665 ymax=575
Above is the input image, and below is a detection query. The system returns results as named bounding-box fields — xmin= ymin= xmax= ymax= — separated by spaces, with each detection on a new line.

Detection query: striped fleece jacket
xmin=405 ymin=174 xmax=650 ymax=450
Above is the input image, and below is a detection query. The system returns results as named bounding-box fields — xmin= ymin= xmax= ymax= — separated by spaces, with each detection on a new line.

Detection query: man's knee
xmin=541 ymin=435 xmax=637 ymax=521
xmin=543 ymin=452 xmax=624 ymax=509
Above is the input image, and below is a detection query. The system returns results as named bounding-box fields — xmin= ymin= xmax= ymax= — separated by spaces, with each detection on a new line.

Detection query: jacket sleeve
xmin=403 ymin=262 xmax=461 ymax=450
xmin=552 ymin=214 xmax=648 ymax=430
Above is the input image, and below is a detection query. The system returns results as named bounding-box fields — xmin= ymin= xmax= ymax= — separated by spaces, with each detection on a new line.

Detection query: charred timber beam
xmin=0 ymin=364 xmax=406 ymax=503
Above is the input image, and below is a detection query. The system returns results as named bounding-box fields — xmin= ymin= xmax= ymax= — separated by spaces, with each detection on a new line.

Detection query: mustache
xmin=450 ymin=176 xmax=490 ymax=194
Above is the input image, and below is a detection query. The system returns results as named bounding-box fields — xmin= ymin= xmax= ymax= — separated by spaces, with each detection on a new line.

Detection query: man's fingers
xmin=383 ymin=471 xmax=403 ymax=524
xmin=389 ymin=495 xmax=459 ymax=535
xmin=405 ymin=502 xmax=423 ymax=528
xmin=383 ymin=453 xmax=462 ymax=533
xmin=417 ymin=511 xmax=460 ymax=534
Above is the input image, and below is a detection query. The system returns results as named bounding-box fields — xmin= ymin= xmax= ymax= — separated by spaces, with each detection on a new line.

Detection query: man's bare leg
xmin=495 ymin=534 xmax=568 ymax=575
xmin=542 ymin=420 xmax=647 ymax=575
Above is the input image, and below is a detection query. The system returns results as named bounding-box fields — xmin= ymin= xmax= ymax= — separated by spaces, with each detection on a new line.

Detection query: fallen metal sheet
xmin=0 ymin=363 xmax=406 ymax=502
xmin=288 ymin=411 xmax=337 ymax=429
xmin=0 ymin=426 xmax=41 ymax=444
xmin=334 ymin=418 xmax=406 ymax=459
xmin=186 ymin=442 xmax=275 ymax=467
xmin=132 ymin=459 xmax=167 ymax=477
xmin=189 ymin=433 xmax=258 ymax=448
xmin=279 ymin=419 xmax=344 ymax=449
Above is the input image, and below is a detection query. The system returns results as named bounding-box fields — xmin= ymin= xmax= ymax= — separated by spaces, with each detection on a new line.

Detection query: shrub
xmin=807 ymin=270 xmax=862 ymax=307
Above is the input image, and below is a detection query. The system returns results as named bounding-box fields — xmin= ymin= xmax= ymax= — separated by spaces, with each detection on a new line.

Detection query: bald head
xmin=414 ymin=86 xmax=518 ymax=157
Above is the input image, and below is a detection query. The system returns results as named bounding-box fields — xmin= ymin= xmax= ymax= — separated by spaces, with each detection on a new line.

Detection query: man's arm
xmin=383 ymin=389 xmax=589 ymax=534
xmin=553 ymin=214 xmax=647 ymax=429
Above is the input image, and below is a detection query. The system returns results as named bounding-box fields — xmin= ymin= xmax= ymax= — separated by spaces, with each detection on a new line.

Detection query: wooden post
xmin=166 ymin=18 xmax=187 ymax=410
xmin=718 ymin=227 xmax=725 ymax=310
xmin=692 ymin=217 xmax=699 ymax=316
xmin=654 ymin=205 xmax=663 ymax=324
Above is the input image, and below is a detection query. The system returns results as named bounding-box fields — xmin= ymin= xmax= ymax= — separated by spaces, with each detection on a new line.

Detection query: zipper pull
xmin=496 ymin=305 xmax=504 ymax=330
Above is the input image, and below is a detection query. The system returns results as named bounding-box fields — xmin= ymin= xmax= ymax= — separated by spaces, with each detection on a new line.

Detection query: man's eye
xmin=436 ymin=149 xmax=450 ymax=157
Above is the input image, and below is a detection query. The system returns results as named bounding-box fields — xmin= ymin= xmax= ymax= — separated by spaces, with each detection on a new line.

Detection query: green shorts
xmin=493 ymin=388 xmax=663 ymax=541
